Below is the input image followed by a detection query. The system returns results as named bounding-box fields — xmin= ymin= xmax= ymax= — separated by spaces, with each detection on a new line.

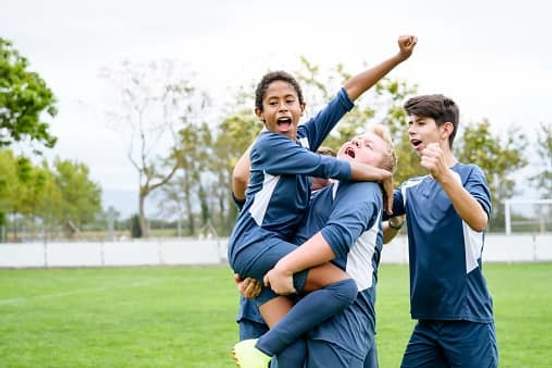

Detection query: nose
xmin=278 ymin=100 xmax=288 ymax=112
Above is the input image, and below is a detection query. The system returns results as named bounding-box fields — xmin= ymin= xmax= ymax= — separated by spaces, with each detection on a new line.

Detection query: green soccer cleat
xmin=232 ymin=339 xmax=272 ymax=368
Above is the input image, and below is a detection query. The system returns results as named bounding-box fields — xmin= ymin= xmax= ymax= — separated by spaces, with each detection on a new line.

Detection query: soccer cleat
xmin=232 ymin=339 xmax=271 ymax=368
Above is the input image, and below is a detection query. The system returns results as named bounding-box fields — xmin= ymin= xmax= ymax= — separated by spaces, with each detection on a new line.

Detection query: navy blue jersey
xmin=391 ymin=163 xmax=493 ymax=322
xmin=294 ymin=181 xmax=383 ymax=359
xmin=228 ymin=89 xmax=354 ymax=266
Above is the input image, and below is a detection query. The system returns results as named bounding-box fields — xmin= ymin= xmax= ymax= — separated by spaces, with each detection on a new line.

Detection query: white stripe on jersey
xmin=447 ymin=171 xmax=484 ymax=273
xmin=346 ymin=212 xmax=381 ymax=292
xmin=445 ymin=171 xmax=485 ymax=273
xmin=401 ymin=176 xmax=426 ymax=207
xmin=249 ymin=172 xmax=281 ymax=226
xmin=463 ymin=221 xmax=483 ymax=273
xmin=298 ymin=137 xmax=310 ymax=149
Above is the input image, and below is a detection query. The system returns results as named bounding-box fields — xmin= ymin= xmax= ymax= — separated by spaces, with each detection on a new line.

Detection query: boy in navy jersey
xmin=389 ymin=95 xmax=498 ymax=367
xmin=230 ymin=36 xmax=417 ymax=368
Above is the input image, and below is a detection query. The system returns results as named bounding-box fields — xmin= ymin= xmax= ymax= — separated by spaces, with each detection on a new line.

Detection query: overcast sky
xmin=2 ymin=0 xmax=551 ymax=212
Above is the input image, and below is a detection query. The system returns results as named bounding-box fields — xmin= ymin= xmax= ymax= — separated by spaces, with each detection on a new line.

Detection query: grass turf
xmin=0 ymin=263 xmax=550 ymax=367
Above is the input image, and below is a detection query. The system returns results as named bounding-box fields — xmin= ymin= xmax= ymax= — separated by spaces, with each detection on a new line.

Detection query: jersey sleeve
xmin=465 ymin=165 xmax=492 ymax=217
xmin=319 ymin=183 xmax=381 ymax=259
xmin=253 ymin=132 xmax=352 ymax=180
xmin=299 ymin=88 xmax=354 ymax=151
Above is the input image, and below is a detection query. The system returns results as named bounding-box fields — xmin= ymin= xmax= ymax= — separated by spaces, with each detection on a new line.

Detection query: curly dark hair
xmin=254 ymin=71 xmax=305 ymax=112
xmin=403 ymin=94 xmax=460 ymax=148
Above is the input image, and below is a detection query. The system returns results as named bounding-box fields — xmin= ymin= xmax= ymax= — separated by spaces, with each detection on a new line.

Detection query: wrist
xmin=388 ymin=218 xmax=404 ymax=230
xmin=436 ymin=168 xmax=455 ymax=185
xmin=274 ymin=260 xmax=293 ymax=275
xmin=396 ymin=52 xmax=409 ymax=62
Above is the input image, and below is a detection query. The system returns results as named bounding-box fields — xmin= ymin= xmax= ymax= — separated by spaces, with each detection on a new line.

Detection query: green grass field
xmin=1 ymin=263 xmax=551 ymax=367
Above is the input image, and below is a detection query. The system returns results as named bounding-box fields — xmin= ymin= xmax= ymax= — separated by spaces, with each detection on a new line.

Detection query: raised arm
xmin=344 ymin=35 xmax=417 ymax=101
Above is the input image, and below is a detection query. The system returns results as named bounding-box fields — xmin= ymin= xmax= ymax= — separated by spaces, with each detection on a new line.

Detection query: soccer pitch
xmin=0 ymin=264 xmax=550 ymax=367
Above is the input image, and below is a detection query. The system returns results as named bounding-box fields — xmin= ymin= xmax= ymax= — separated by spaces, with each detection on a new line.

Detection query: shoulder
xmin=253 ymin=132 xmax=292 ymax=154
xmin=339 ymin=181 xmax=382 ymax=202
xmin=454 ymin=162 xmax=487 ymax=180
xmin=399 ymin=175 xmax=427 ymax=189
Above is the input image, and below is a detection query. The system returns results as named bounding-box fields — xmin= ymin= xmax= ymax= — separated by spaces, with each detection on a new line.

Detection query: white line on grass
xmin=0 ymin=280 xmax=159 ymax=306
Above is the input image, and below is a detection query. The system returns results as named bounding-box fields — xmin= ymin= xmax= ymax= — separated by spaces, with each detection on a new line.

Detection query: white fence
xmin=0 ymin=234 xmax=551 ymax=268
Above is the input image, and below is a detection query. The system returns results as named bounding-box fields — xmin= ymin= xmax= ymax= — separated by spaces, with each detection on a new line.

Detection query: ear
xmin=300 ymin=103 xmax=306 ymax=115
xmin=255 ymin=108 xmax=265 ymax=122
xmin=441 ymin=121 xmax=454 ymax=140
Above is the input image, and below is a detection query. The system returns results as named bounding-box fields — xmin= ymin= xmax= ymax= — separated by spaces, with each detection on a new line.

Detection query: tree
xmin=212 ymin=109 xmax=262 ymax=233
xmin=46 ymin=159 xmax=102 ymax=237
xmin=456 ymin=120 xmax=528 ymax=230
xmin=101 ymin=60 xmax=208 ymax=237
xmin=530 ymin=122 xmax=552 ymax=197
xmin=0 ymin=38 xmax=57 ymax=150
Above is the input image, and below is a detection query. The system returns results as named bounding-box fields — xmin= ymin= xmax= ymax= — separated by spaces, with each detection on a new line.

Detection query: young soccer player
xmin=387 ymin=95 xmax=498 ymax=367
xmin=235 ymin=126 xmax=398 ymax=368
xmin=229 ymin=36 xmax=417 ymax=368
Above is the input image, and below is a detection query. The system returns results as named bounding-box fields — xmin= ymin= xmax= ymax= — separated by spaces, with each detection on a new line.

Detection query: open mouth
xmin=344 ymin=146 xmax=356 ymax=159
xmin=276 ymin=117 xmax=292 ymax=131
xmin=410 ymin=139 xmax=423 ymax=150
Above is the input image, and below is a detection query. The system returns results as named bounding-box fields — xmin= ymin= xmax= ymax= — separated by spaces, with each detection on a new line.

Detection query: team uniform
xmin=295 ymin=180 xmax=383 ymax=368
xmin=389 ymin=163 xmax=498 ymax=367
xmin=238 ymin=180 xmax=385 ymax=368
xmin=228 ymin=89 xmax=360 ymax=362
xmin=228 ymin=87 xmax=354 ymax=292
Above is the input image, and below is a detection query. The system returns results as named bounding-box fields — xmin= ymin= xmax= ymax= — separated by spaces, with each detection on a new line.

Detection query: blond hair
xmin=365 ymin=124 xmax=397 ymax=173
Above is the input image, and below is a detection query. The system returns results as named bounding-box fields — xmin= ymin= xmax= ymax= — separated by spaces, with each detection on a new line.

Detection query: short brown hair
xmin=403 ymin=94 xmax=459 ymax=147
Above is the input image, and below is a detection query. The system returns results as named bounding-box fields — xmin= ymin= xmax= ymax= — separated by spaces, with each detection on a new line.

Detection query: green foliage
xmin=0 ymin=149 xmax=101 ymax=240
xmin=0 ymin=38 xmax=57 ymax=149
xmin=456 ymin=120 xmax=528 ymax=225
xmin=530 ymin=122 xmax=552 ymax=197
xmin=51 ymin=158 xmax=102 ymax=227
xmin=374 ymin=78 xmax=424 ymax=185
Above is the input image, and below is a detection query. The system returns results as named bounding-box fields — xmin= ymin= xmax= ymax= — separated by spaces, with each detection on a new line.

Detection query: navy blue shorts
xmin=238 ymin=318 xmax=269 ymax=341
xmin=401 ymin=320 xmax=498 ymax=368
xmin=231 ymin=237 xmax=309 ymax=305
xmin=363 ymin=343 xmax=378 ymax=368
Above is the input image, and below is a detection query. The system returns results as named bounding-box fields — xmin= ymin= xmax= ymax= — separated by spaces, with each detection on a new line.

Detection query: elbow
xmin=470 ymin=215 xmax=488 ymax=233
xmin=232 ymin=167 xmax=249 ymax=188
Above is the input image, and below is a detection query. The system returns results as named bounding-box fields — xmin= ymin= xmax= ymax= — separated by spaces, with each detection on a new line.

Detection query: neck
xmin=440 ymin=143 xmax=457 ymax=167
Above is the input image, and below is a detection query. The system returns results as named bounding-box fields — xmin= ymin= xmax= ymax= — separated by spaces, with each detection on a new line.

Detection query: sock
xmin=256 ymin=278 xmax=357 ymax=356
